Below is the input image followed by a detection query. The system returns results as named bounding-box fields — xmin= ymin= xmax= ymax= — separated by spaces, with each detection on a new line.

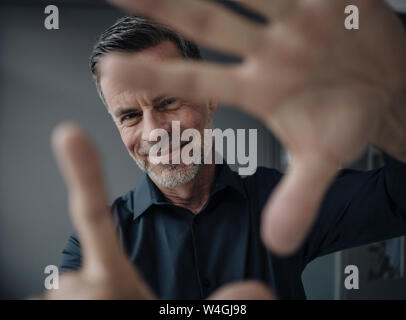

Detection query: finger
xmin=208 ymin=281 xmax=275 ymax=300
xmin=108 ymin=0 xmax=265 ymax=56
xmin=244 ymin=0 xmax=296 ymax=20
xmin=100 ymin=54 xmax=243 ymax=107
xmin=52 ymin=123 xmax=125 ymax=273
xmin=261 ymin=155 xmax=339 ymax=255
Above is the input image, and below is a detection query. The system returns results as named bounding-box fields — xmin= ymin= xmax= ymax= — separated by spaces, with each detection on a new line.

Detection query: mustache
xmin=137 ymin=139 xmax=191 ymax=157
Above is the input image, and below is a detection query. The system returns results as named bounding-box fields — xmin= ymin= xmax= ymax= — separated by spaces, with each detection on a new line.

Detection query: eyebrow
xmin=113 ymin=94 xmax=168 ymax=118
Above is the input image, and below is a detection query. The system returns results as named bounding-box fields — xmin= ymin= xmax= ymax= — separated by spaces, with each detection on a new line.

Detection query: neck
xmin=152 ymin=163 xmax=217 ymax=214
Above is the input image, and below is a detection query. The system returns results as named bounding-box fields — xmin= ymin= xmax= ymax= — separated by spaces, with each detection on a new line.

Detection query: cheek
xmin=120 ymin=127 xmax=139 ymax=155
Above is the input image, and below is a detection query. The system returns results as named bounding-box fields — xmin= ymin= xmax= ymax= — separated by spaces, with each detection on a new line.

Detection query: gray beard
xmin=132 ymin=154 xmax=201 ymax=188
xmin=131 ymin=111 xmax=213 ymax=188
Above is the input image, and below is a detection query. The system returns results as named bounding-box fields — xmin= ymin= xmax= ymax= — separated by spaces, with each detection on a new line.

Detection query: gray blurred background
xmin=0 ymin=0 xmax=405 ymax=299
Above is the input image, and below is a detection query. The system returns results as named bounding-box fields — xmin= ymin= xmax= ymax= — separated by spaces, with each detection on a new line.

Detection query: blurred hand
xmin=105 ymin=0 xmax=406 ymax=254
xmin=36 ymin=124 xmax=273 ymax=300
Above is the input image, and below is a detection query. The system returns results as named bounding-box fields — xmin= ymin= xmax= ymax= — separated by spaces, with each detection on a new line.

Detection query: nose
xmin=141 ymin=109 xmax=167 ymax=143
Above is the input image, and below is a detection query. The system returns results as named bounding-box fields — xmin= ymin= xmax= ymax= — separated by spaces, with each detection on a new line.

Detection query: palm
xmin=267 ymin=92 xmax=373 ymax=163
xmin=106 ymin=0 xmax=406 ymax=254
xmin=240 ymin=0 xmax=400 ymax=165
xmin=243 ymin=59 xmax=377 ymax=164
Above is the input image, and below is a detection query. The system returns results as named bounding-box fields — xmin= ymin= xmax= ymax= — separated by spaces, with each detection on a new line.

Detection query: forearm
xmin=301 ymin=155 xmax=406 ymax=263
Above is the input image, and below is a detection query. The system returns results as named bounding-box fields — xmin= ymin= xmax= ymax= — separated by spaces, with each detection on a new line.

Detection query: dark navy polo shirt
xmin=60 ymin=152 xmax=406 ymax=299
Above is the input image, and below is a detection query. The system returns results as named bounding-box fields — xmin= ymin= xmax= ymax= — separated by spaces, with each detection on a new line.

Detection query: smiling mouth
xmin=160 ymin=140 xmax=191 ymax=157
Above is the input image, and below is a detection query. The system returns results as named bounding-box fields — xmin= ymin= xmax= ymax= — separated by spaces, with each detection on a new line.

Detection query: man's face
xmin=98 ymin=41 xmax=216 ymax=187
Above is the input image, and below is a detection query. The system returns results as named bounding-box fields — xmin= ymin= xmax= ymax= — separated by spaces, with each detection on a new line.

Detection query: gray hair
xmin=89 ymin=15 xmax=202 ymax=105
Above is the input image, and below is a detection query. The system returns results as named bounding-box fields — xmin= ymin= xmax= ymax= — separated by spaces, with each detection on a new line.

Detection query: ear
xmin=207 ymin=98 xmax=218 ymax=117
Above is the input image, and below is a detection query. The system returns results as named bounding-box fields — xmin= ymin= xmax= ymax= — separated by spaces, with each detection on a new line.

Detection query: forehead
xmin=125 ymin=40 xmax=184 ymax=61
xmin=99 ymin=40 xmax=184 ymax=110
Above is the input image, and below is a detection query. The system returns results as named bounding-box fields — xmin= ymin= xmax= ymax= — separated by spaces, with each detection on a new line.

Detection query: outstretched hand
xmin=37 ymin=124 xmax=273 ymax=300
xmin=105 ymin=0 xmax=406 ymax=254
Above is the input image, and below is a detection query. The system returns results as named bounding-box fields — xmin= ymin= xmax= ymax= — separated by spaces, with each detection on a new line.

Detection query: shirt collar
xmin=210 ymin=163 xmax=246 ymax=198
xmin=130 ymin=163 xmax=246 ymax=221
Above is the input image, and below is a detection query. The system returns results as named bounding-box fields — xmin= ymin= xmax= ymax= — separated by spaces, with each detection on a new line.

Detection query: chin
xmin=131 ymin=152 xmax=202 ymax=187
xmin=148 ymin=162 xmax=201 ymax=188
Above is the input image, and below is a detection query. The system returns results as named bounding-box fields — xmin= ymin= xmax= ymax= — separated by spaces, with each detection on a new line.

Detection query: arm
xmin=302 ymin=10 xmax=406 ymax=264
xmin=301 ymin=152 xmax=406 ymax=264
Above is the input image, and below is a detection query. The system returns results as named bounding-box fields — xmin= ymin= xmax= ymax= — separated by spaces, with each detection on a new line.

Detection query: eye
xmin=121 ymin=112 xmax=142 ymax=125
xmin=157 ymin=97 xmax=179 ymax=110
xmin=123 ymin=113 xmax=136 ymax=120
xmin=163 ymin=97 xmax=176 ymax=105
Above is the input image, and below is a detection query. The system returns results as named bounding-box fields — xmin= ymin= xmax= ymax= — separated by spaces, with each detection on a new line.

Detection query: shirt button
xmin=203 ymin=279 xmax=211 ymax=288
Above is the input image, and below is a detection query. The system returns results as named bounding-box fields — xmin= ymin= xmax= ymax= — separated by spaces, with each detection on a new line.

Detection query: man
xmin=48 ymin=0 xmax=406 ymax=299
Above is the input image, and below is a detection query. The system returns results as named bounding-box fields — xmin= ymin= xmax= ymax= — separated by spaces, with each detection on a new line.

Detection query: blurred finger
xmin=261 ymin=155 xmax=339 ymax=255
xmin=100 ymin=54 xmax=243 ymax=107
xmin=208 ymin=281 xmax=275 ymax=300
xmin=52 ymin=124 xmax=125 ymax=273
xmin=108 ymin=0 xmax=266 ymax=56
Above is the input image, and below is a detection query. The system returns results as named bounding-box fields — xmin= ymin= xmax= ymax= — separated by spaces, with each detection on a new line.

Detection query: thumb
xmin=261 ymin=155 xmax=339 ymax=255
xmin=52 ymin=123 xmax=125 ymax=274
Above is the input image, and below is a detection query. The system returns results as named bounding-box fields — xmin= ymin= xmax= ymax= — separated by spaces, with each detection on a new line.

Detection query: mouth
xmin=160 ymin=140 xmax=191 ymax=157
xmin=141 ymin=139 xmax=193 ymax=163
